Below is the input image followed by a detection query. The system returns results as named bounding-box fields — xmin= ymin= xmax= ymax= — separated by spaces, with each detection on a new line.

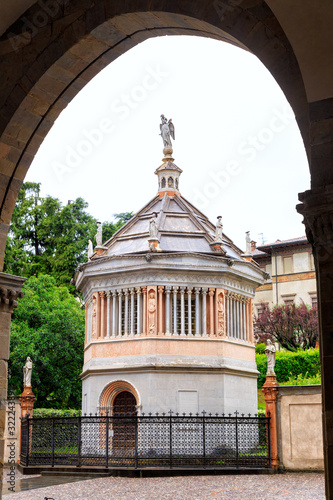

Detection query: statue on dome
xmin=149 ymin=214 xmax=158 ymax=240
xmin=245 ymin=231 xmax=251 ymax=254
xmin=215 ymin=216 xmax=223 ymax=242
xmin=23 ymin=357 xmax=33 ymax=387
xmin=95 ymin=222 xmax=102 ymax=247
xmin=87 ymin=239 xmax=94 ymax=259
xmin=160 ymin=114 xmax=175 ymax=148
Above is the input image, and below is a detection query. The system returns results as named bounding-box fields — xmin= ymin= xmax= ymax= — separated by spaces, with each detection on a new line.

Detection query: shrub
xmin=32 ymin=408 xmax=81 ymax=418
xmin=255 ymin=343 xmax=266 ymax=355
xmin=256 ymin=348 xmax=320 ymax=389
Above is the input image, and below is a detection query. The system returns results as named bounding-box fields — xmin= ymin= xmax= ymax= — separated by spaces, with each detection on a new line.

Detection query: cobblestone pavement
xmin=2 ymin=472 xmax=325 ymax=500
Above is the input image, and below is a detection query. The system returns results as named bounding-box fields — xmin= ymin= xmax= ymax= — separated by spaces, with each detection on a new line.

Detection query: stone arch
xmin=99 ymin=379 xmax=140 ymax=411
xmin=0 ymin=2 xmax=311 ymax=268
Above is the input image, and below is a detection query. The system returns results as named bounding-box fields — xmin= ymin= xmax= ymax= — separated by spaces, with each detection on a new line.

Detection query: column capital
xmin=117 ymin=290 xmax=123 ymax=297
xmin=123 ymin=288 xmax=129 ymax=296
xmin=201 ymin=287 xmax=208 ymax=295
xmin=157 ymin=285 xmax=164 ymax=293
xmin=106 ymin=290 xmax=112 ymax=298
xmin=179 ymin=286 xmax=186 ymax=294
xmin=172 ymin=286 xmax=179 ymax=294
xmin=165 ymin=285 xmax=172 ymax=293
xmin=297 ymin=185 xmax=333 ymax=249
xmin=130 ymin=288 xmax=135 ymax=295
xmin=194 ymin=287 xmax=201 ymax=295
xmin=99 ymin=290 xmax=106 ymax=298
xmin=208 ymin=288 xmax=215 ymax=297
xmin=112 ymin=290 xmax=117 ymax=298
xmin=135 ymin=287 xmax=142 ymax=295
xmin=187 ymin=287 xmax=193 ymax=295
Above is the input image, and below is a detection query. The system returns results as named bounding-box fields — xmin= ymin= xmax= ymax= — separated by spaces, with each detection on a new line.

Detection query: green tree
xmin=9 ymin=274 xmax=85 ymax=408
xmin=102 ymin=212 xmax=134 ymax=242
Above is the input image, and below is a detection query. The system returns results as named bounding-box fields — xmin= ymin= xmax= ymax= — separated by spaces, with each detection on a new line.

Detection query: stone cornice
xmin=0 ymin=272 xmax=25 ymax=311
xmin=75 ymin=252 xmax=265 ymax=297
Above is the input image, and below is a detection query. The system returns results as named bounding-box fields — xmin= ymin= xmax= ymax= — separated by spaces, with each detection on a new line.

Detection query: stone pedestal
xmin=262 ymin=374 xmax=279 ymax=470
xmin=19 ymin=387 xmax=35 ymax=420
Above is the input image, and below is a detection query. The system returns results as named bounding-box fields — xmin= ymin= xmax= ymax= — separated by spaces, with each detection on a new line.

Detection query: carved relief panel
xmin=215 ymin=288 xmax=226 ymax=337
xmin=147 ymin=286 xmax=157 ymax=336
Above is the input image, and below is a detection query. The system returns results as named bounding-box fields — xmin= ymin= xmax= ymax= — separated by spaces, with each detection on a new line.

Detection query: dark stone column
xmin=0 ymin=273 xmax=25 ymax=482
xmin=297 ymin=185 xmax=333 ymax=498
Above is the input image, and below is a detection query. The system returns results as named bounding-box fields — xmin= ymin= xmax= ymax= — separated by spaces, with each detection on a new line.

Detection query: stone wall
xmin=277 ymin=385 xmax=323 ymax=470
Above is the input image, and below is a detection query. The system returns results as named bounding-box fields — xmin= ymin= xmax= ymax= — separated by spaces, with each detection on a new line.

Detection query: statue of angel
xmin=160 ymin=114 xmax=175 ymax=148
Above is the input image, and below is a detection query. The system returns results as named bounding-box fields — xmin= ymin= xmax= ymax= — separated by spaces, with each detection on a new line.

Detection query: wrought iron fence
xmin=20 ymin=411 xmax=271 ymax=470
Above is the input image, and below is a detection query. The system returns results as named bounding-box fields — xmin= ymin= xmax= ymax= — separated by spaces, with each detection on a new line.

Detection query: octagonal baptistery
xmin=74 ymin=146 xmax=265 ymax=417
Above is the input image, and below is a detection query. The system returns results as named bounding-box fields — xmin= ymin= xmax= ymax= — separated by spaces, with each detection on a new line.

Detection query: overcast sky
xmin=25 ymin=35 xmax=310 ymax=250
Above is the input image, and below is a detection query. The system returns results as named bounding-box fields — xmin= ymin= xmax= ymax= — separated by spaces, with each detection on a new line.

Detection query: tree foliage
xmin=255 ymin=302 xmax=318 ymax=352
xmin=3 ymin=182 xmax=133 ymax=292
xmin=9 ymin=275 xmax=85 ymax=408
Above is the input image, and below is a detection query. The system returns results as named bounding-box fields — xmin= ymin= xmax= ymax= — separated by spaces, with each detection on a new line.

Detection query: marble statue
xmin=87 ymin=239 xmax=93 ymax=259
xmin=215 ymin=216 xmax=223 ymax=242
xmin=246 ymin=231 xmax=251 ymax=254
xmin=95 ymin=222 xmax=102 ymax=246
xmin=160 ymin=114 xmax=175 ymax=148
xmin=149 ymin=215 xmax=158 ymax=239
xmin=23 ymin=357 xmax=33 ymax=387
xmin=265 ymin=339 xmax=276 ymax=375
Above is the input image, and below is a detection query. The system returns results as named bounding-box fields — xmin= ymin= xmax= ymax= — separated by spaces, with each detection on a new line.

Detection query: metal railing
xmin=20 ymin=411 xmax=271 ymax=470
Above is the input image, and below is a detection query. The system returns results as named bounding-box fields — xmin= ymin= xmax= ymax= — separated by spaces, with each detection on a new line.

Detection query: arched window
xmin=168 ymin=176 xmax=174 ymax=188
xmin=175 ymin=178 xmax=179 ymax=190
xmin=161 ymin=177 xmax=166 ymax=188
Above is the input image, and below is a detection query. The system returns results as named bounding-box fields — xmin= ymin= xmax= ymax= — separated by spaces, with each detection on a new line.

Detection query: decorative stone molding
xmin=297 ymin=186 xmax=333 ymax=250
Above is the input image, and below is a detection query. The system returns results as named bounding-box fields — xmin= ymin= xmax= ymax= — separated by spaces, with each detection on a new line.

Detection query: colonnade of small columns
xmin=85 ymin=286 xmax=253 ymax=343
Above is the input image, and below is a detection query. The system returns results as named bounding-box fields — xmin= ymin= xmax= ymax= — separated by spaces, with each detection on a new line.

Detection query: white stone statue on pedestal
xmin=214 ymin=216 xmax=223 ymax=242
xmin=87 ymin=239 xmax=93 ymax=259
xmin=95 ymin=222 xmax=102 ymax=247
xmin=265 ymin=339 xmax=276 ymax=375
xmin=245 ymin=231 xmax=251 ymax=254
xmin=149 ymin=215 xmax=158 ymax=240
xmin=23 ymin=357 xmax=33 ymax=387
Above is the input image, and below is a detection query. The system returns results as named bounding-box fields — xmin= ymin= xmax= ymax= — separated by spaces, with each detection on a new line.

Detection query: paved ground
xmin=2 ymin=471 xmax=325 ymax=499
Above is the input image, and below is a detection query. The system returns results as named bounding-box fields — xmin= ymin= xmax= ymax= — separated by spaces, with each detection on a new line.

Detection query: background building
xmin=251 ymin=237 xmax=317 ymax=316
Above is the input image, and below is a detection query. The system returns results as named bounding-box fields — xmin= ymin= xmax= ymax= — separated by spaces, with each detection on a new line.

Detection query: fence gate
xmin=20 ymin=412 xmax=271 ymax=470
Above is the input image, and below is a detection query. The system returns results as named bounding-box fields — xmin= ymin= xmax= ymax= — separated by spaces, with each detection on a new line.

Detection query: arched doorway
xmin=112 ymin=391 xmax=137 ymax=458
xmin=113 ymin=390 xmax=137 ymax=417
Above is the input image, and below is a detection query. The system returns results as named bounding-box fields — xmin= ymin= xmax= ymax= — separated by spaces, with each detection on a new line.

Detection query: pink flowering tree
xmin=255 ymin=302 xmax=318 ymax=352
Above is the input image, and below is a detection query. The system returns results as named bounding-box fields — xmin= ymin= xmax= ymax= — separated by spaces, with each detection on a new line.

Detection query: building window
xmin=309 ymin=292 xmax=317 ymax=307
xmin=281 ymin=293 xmax=296 ymax=305
xmin=161 ymin=177 xmax=166 ymax=188
xmin=283 ymin=256 xmax=293 ymax=274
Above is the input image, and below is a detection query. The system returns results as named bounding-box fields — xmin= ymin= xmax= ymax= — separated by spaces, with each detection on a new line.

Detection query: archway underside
xmin=0 ymin=2 xmax=310 ymax=269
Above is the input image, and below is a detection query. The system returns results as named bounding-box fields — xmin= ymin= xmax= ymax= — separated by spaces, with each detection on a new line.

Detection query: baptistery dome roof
xmin=100 ymin=192 xmax=244 ymax=260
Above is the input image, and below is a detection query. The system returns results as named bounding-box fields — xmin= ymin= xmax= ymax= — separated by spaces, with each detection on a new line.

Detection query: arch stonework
xmin=99 ymin=380 xmax=140 ymax=410
xmin=1 ymin=1 xmax=333 ymax=496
